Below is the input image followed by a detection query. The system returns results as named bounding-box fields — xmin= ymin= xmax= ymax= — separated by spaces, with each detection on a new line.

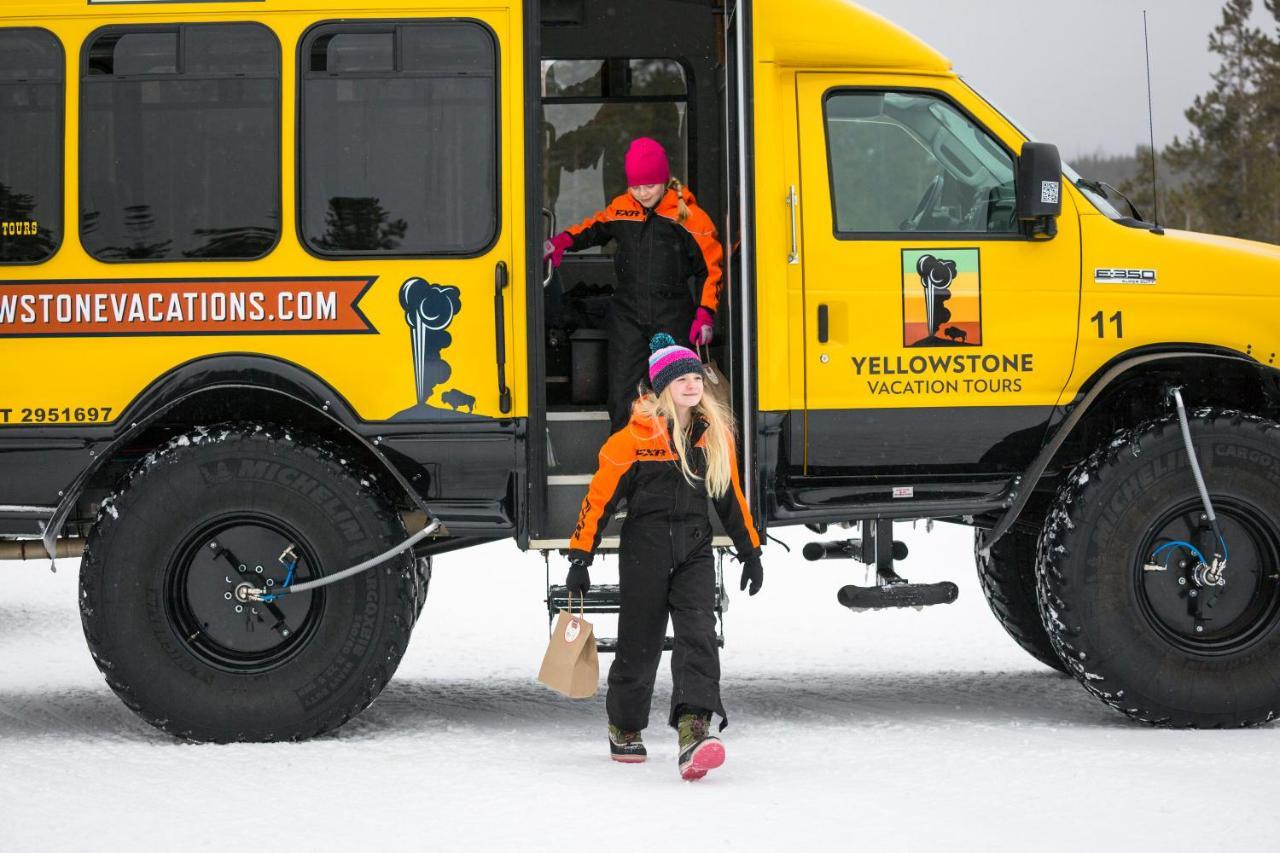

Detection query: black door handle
xmin=817 ymin=303 xmax=829 ymax=344
xmin=494 ymin=261 xmax=512 ymax=414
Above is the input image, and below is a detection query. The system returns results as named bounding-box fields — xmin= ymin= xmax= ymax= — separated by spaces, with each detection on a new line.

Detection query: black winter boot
xmin=676 ymin=711 xmax=724 ymax=781
xmin=608 ymin=724 xmax=647 ymax=763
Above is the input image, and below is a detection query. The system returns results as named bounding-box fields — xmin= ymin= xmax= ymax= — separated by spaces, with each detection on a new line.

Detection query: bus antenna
xmin=1143 ymin=10 xmax=1163 ymax=233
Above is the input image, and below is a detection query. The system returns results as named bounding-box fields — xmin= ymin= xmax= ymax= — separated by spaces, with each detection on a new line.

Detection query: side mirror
xmin=1017 ymin=141 xmax=1062 ymax=237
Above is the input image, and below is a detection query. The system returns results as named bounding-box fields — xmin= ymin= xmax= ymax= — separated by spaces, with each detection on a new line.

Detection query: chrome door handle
xmin=542 ymin=208 xmax=556 ymax=286
xmin=787 ymin=185 xmax=799 ymax=265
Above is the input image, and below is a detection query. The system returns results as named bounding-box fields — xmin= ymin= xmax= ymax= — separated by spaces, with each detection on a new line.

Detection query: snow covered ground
xmin=2 ymin=522 xmax=1278 ymax=852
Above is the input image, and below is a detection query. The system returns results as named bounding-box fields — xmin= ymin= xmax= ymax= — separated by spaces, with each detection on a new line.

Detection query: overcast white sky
xmin=857 ymin=0 xmax=1277 ymax=159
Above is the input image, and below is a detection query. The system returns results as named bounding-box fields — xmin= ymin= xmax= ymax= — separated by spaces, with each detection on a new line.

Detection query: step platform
xmin=547 ymin=583 xmax=726 ymax=652
xmin=837 ymin=581 xmax=959 ymax=612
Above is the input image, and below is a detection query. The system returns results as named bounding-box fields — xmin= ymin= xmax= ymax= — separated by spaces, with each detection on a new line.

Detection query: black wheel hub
xmin=1135 ymin=498 xmax=1280 ymax=656
xmin=164 ymin=516 xmax=323 ymax=673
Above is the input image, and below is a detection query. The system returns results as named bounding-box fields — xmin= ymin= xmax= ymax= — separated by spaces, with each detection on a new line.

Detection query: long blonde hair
xmin=633 ymin=375 xmax=735 ymax=497
xmin=669 ymin=177 xmax=691 ymax=223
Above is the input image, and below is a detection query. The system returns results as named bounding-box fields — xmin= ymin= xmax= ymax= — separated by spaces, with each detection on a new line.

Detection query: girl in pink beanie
xmin=545 ymin=137 xmax=725 ymax=431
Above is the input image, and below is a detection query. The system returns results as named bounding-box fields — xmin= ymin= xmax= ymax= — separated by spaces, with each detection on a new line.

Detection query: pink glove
xmin=689 ymin=307 xmax=714 ymax=346
xmin=543 ymin=232 xmax=574 ymax=269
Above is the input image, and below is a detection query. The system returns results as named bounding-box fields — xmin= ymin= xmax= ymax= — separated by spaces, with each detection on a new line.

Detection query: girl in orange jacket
xmin=566 ymin=333 xmax=763 ymax=780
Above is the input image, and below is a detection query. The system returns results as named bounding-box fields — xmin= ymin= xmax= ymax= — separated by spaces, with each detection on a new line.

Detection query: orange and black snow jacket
xmin=568 ymin=407 xmax=761 ymax=566
xmin=563 ymin=187 xmax=724 ymax=319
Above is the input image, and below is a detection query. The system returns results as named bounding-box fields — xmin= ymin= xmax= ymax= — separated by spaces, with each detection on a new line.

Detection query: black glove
xmin=739 ymin=555 xmax=763 ymax=596
xmin=566 ymin=558 xmax=591 ymax=597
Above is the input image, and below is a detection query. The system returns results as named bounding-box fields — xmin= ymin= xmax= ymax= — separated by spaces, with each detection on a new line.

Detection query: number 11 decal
xmin=1091 ymin=310 xmax=1123 ymax=339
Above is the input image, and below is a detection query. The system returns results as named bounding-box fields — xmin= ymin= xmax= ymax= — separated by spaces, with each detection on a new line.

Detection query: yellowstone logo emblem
xmin=902 ymin=249 xmax=982 ymax=348
xmin=390 ymin=276 xmax=485 ymax=421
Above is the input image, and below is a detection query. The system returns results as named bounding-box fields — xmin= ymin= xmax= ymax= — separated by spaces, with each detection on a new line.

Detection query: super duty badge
xmin=1095 ymin=268 xmax=1157 ymax=285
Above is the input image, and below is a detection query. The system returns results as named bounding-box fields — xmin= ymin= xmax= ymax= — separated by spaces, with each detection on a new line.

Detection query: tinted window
xmin=825 ymin=91 xmax=1017 ymax=235
xmin=80 ymin=24 xmax=280 ymax=261
xmin=301 ymin=21 xmax=498 ymax=256
xmin=542 ymin=59 xmax=688 ymax=254
xmin=310 ymin=32 xmax=393 ymax=73
xmin=0 ymin=28 xmax=63 ymax=264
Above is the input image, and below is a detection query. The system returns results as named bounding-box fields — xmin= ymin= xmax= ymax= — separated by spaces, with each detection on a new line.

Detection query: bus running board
xmin=803 ymin=519 xmax=961 ymax=612
xmin=837 ymin=580 xmax=958 ymax=612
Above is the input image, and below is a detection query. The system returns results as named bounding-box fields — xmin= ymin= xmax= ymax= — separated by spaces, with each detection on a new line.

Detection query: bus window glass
xmin=301 ymin=21 xmax=498 ymax=257
xmin=0 ymin=28 xmax=63 ymax=264
xmin=825 ymin=90 xmax=1017 ymax=235
xmin=542 ymin=59 xmax=688 ymax=254
xmin=313 ymin=32 xmax=394 ymax=74
xmin=112 ymin=32 xmax=177 ymax=76
xmin=187 ymin=24 xmax=277 ymax=75
xmin=402 ymin=24 xmax=493 ymax=73
xmin=80 ymin=24 xmax=280 ymax=262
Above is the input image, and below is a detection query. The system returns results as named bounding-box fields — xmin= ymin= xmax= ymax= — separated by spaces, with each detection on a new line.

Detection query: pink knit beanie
xmin=624 ymin=137 xmax=670 ymax=187
xmin=648 ymin=332 xmax=703 ymax=397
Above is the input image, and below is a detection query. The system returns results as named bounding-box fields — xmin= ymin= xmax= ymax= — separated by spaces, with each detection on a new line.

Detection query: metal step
xmin=548 ymin=582 xmax=727 ymax=615
xmin=540 ymin=478 xmax=731 ymax=551
xmin=530 ymin=535 xmax=735 ymax=550
xmin=548 ymin=583 xmax=728 ymax=654
xmin=596 ymin=635 xmax=724 ymax=654
xmin=545 ymin=409 xmax=611 ymax=475
xmin=542 ymin=479 xmax=626 ymax=547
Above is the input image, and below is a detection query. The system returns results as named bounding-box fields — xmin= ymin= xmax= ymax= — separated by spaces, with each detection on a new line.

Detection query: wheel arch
xmin=981 ymin=345 xmax=1280 ymax=553
xmin=44 ymin=354 xmax=433 ymax=556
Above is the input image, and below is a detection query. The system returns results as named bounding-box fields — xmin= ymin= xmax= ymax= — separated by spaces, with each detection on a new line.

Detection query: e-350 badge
xmin=1095 ymin=268 xmax=1157 ymax=285
xmin=901 ymin=248 xmax=982 ymax=348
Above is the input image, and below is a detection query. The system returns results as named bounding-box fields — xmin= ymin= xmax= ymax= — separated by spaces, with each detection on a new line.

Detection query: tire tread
xmin=80 ymin=422 xmax=417 ymax=742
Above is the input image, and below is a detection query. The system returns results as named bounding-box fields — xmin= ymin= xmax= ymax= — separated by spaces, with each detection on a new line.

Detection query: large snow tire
xmin=412 ymin=555 xmax=432 ymax=619
xmin=1038 ymin=411 xmax=1280 ymax=727
xmin=80 ymin=424 xmax=416 ymax=742
xmin=974 ymin=528 xmax=1067 ymax=673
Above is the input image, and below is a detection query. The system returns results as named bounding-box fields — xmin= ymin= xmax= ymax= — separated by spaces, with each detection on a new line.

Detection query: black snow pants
xmin=605 ymin=295 xmax=696 ymax=432
xmin=606 ymin=520 xmax=726 ymax=732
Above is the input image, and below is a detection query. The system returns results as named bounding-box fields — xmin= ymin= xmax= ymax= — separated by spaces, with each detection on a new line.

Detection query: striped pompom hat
xmin=648 ymin=332 xmax=704 ymax=397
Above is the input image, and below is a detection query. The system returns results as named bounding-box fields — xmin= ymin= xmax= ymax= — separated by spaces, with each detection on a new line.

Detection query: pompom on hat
xmin=648 ymin=332 xmax=704 ymax=397
xmin=625 ymin=137 xmax=671 ymax=187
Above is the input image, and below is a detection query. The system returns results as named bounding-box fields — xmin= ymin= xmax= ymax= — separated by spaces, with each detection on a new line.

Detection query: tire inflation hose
xmin=1169 ymin=388 xmax=1228 ymax=568
xmin=253 ymin=518 xmax=441 ymax=602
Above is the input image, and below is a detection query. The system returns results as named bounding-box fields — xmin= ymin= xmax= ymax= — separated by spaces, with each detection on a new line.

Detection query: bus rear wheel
xmin=1038 ymin=412 xmax=1280 ymax=727
xmin=80 ymin=424 xmax=416 ymax=742
xmin=974 ymin=527 xmax=1067 ymax=673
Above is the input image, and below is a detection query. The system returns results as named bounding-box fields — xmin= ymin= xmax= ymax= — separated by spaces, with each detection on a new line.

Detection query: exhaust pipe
xmin=0 ymin=539 xmax=85 ymax=561
xmin=803 ymin=538 xmax=909 ymax=563
xmin=803 ymin=540 xmax=863 ymax=561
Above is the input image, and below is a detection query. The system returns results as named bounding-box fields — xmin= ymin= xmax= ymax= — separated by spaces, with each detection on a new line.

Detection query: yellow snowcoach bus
xmin=3 ymin=0 xmax=1280 ymax=740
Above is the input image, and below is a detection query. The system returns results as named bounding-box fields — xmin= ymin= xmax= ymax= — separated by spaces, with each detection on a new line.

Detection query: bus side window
xmin=79 ymin=23 xmax=281 ymax=262
xmin=299 ymin=21 xmax=499 ymax=258
xmin=0 ymin=28 xmax=63 ymax=265
xmin=824 ymin=90 xmax=1017 ymax=236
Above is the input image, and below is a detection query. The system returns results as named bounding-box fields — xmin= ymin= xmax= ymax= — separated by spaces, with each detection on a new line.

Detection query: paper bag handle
xmin=697 ymin=342 xmax=720 ymax=385
xmin=566 ymin=589 xmax=584 ymax=616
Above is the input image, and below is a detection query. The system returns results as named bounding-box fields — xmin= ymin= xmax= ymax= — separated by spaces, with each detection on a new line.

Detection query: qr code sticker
xmin=1040 ymin=180 xmax=1060 ymax=205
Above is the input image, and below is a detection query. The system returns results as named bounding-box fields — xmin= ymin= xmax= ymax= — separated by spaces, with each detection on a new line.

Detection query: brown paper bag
xmin=537 ymin=601 xmax=599 ymax=699
xmin=697 ymin=342 xmax=723 ymax=387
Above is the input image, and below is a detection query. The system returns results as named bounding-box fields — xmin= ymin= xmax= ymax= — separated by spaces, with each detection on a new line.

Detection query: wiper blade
xmin=1076 ymin=177 xmax=1146 ymax=222
xmin=1076 ymin=177 xmax=1107 ymax=195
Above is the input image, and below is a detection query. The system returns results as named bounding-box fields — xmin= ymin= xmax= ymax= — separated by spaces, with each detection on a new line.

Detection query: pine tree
xmin=1117 ymin=145 xmax=1197 ymax=231
xmin=1164 ymin=0 xmax=1279 ymax=243
xmin=1260 ymin=1 xmax=1280 ymax=237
